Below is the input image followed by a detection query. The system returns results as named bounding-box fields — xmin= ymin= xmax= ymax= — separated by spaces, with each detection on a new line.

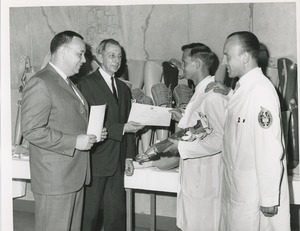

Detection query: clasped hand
xmin=260 ymin=205 xmax=278 ymax=217
xmin=124 ymin=121 xmax=144 ymax=133
xmin=169 ymin=108 xmax=183 ymax=122
xmin=76 ymin=127 xmax=108 ymax=151
xmin=205 ymin=81 xmax=231 ymax=95
xmin=125 ymin=159 xmax=134 ymax=176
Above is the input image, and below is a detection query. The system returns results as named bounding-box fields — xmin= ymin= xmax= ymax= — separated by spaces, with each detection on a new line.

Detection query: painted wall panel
xmin=253 ymin=2 xmax=297 ymax=62
xmin=189 ymin=3 xmax=251 ymax=60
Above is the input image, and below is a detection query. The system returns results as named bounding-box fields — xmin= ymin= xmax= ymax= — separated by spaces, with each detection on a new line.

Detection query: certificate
xmin=87 ymin=105 xmax=106 ymax=142
xmin=128 ymin=103 xmax=172 ymax=126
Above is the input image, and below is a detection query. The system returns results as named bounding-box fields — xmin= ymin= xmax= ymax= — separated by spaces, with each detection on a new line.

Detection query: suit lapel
xmin=69 ymin=80 xmax=89 ymax=112
xmin=46 ymin=64 xmax=84 ymax=106
xmin=58 ymin=76 xmax=75 ymax=96
xmin=45 ymin=64 xmax=75 ymax=97
xmin=96 ymin=71 xmax=119 ymax=106
xmin=48 ymin=67 xmax=88 ymax=121
xmin=115 ymin=78 xmax=124 ymax=106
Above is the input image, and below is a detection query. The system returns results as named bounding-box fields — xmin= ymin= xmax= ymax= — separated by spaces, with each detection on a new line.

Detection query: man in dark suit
xmin=78 ymin=39 xmax=143 ymax=231
xmin=21 ymin=31 xmax=107 ymax=231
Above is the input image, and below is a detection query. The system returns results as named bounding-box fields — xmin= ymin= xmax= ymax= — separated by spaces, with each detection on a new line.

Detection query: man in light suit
xmin=78 ymin=39 xmax=144 ymax=231
xmin=21 ymin=30 xmax=106 ymax=231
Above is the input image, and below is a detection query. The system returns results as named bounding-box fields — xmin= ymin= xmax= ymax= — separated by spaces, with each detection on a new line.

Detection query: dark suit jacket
xmin=21 ymin=64 xmax=90 ymax=195
xmin=78 ymin=69 xmax=136 ymax=177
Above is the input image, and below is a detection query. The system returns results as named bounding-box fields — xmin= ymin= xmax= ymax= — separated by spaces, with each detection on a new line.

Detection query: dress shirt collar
xmin=235 ymin=67 xmax=262 ymax=91
xmin=98 ymin=67 xmax=117 ymax=92
xmin=177 ymin=75 xmax=215 ymax=129
xmin=99 ymin=67 xmax=115 ymax=80
xmin=195 ymin=75 xmax=215 ymax=94
xmin=49 ymin=62 xmax=68 ymax=82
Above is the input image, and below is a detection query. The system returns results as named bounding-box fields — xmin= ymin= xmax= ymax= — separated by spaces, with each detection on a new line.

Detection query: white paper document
xmin=128 ymin=103 xmax=172 ymax=126
xmin=87 ymin=105 xmax=106 ymax=142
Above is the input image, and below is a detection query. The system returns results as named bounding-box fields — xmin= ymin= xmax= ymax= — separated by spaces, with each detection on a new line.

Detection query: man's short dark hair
xmin=181 ymin=43 xmax=215 ymax=68
xmin=50 ymin=30 xmax=83 ymax=54
xmin=96 ymin=38 xmax=121 ymax=54
xmin=227 ymin=31 xmax=260 ymax=60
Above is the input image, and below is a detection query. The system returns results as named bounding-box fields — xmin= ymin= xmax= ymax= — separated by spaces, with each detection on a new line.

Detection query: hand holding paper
xmin=76 ymin=134 xmax=96 ymax=151
xmin=100 ymin=127 xmax=108 ymax=141
xmin=124 ymin=121 xmax=144 ymax=133
xmin=87 ymin=105 xmax=106 ymax=142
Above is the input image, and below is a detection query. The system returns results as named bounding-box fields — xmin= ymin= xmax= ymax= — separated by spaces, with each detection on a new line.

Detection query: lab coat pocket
xmin=182 ymin=159 xmax=209 ymax=198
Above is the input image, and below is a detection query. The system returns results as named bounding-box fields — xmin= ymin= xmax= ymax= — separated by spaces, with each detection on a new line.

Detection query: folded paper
xmin=128 ymin=102 xmax=172 ymax=126
xmin=87 ymin=105 xmax=106 ymax=142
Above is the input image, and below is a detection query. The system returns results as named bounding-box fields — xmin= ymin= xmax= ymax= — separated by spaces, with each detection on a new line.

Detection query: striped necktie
xmin=111 ymin=77 xmax=118 ymax=102
xmin=66 ymin=77 xmax=84 ymax=105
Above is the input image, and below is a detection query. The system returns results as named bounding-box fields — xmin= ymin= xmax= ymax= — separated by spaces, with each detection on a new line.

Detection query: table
xmin=12 ymin=158 xmax=30 ymax=198
xmin=12 ymin=158 xmax=30 ymax=179
xmin=124 ymin=166 xmax=178 ymax=231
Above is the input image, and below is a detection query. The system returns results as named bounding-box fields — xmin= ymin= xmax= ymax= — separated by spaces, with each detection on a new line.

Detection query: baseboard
xmin=134 ymin=213 xmax=180 ymax=231
xmin=13 ymin=199 xmax=35 ymax=213
xmin=13 ymin=199 xmax=180 ymax=231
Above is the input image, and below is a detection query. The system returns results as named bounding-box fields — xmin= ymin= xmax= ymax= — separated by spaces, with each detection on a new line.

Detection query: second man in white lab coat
xmin=207 ymin=31 xmax=290 ymax=231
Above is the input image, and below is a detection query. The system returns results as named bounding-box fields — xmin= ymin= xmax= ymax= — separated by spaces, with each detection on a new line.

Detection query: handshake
xmin=136 ymin=115 xmax=213 ymax=163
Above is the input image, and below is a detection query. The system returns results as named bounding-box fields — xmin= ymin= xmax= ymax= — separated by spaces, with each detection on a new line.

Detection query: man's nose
xmin=82 ymin=55 xmax=86 ymax=63
xmin=221 ymin=56 xmax=227 ymax=65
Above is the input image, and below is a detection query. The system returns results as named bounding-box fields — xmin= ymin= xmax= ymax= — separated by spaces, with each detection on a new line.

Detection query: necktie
xmin=111 ymin=77 xmax=118 ymax=102
xmin=66 ymin=77 xmax=84 ymax=105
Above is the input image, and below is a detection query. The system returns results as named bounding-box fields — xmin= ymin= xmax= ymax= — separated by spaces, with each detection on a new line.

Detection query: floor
xmin=13 ymin=211 xmax=162 ymax=231
xmin=14 ymin=210 xmax=299 ymax=231
xmin=13 ymin=211 xmax=34 ymax=231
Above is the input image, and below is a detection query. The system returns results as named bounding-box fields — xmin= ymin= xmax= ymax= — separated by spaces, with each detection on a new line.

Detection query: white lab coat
xmin=177 ymin=76 xmax=228 ymax=231
xmin=220 ymin=68 xmax=290 ymax=231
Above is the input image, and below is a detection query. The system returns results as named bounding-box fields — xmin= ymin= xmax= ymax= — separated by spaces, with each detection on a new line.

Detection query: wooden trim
xmin=134 ymin=213 xmax=180 ymax=231
xmin=13 ymin=199 xmax=34 ymax=213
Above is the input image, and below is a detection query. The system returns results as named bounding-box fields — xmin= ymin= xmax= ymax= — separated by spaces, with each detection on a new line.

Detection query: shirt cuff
xmin=261 ymin=195 xmax=279 ymax=207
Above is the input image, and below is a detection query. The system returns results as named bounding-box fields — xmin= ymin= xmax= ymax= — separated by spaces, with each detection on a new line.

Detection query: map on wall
xmin=85 ymin=6 xmax=125 ymax=55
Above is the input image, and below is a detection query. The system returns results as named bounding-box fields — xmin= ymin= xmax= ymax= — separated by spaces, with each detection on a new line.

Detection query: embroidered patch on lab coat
xmin=258 ymin=107 xmax=272 ymax=128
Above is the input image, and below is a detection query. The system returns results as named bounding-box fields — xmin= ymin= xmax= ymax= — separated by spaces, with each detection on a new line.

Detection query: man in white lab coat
xmin=165 ymin=43 xmax=228 ymax=231
xmin=207 ymin=31 xmax=290 ymax=231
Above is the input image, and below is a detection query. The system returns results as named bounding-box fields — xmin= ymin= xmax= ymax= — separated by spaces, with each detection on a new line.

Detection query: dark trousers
xmin=81 ymin=164 xmax=126 ymax=231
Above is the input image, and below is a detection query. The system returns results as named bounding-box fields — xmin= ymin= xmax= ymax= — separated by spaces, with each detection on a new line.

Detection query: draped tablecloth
xmin=12 ymin=156 xmax=30 ymax=198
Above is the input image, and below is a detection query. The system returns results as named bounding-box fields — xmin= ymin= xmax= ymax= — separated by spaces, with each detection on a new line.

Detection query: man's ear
xmin=193 ymin=58 xmax=201 ymax=69
xmin=60 ymin=45 xmax=68 ymax=58
xmin=96 ymin=52 xmax=104 ymax=64
xmin=242 ymin=52 xmax=250 ymax=64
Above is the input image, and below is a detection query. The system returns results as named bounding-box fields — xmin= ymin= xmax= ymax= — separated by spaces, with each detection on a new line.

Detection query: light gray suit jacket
xmin=21 ymin=64 xmax=90 ymax=195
